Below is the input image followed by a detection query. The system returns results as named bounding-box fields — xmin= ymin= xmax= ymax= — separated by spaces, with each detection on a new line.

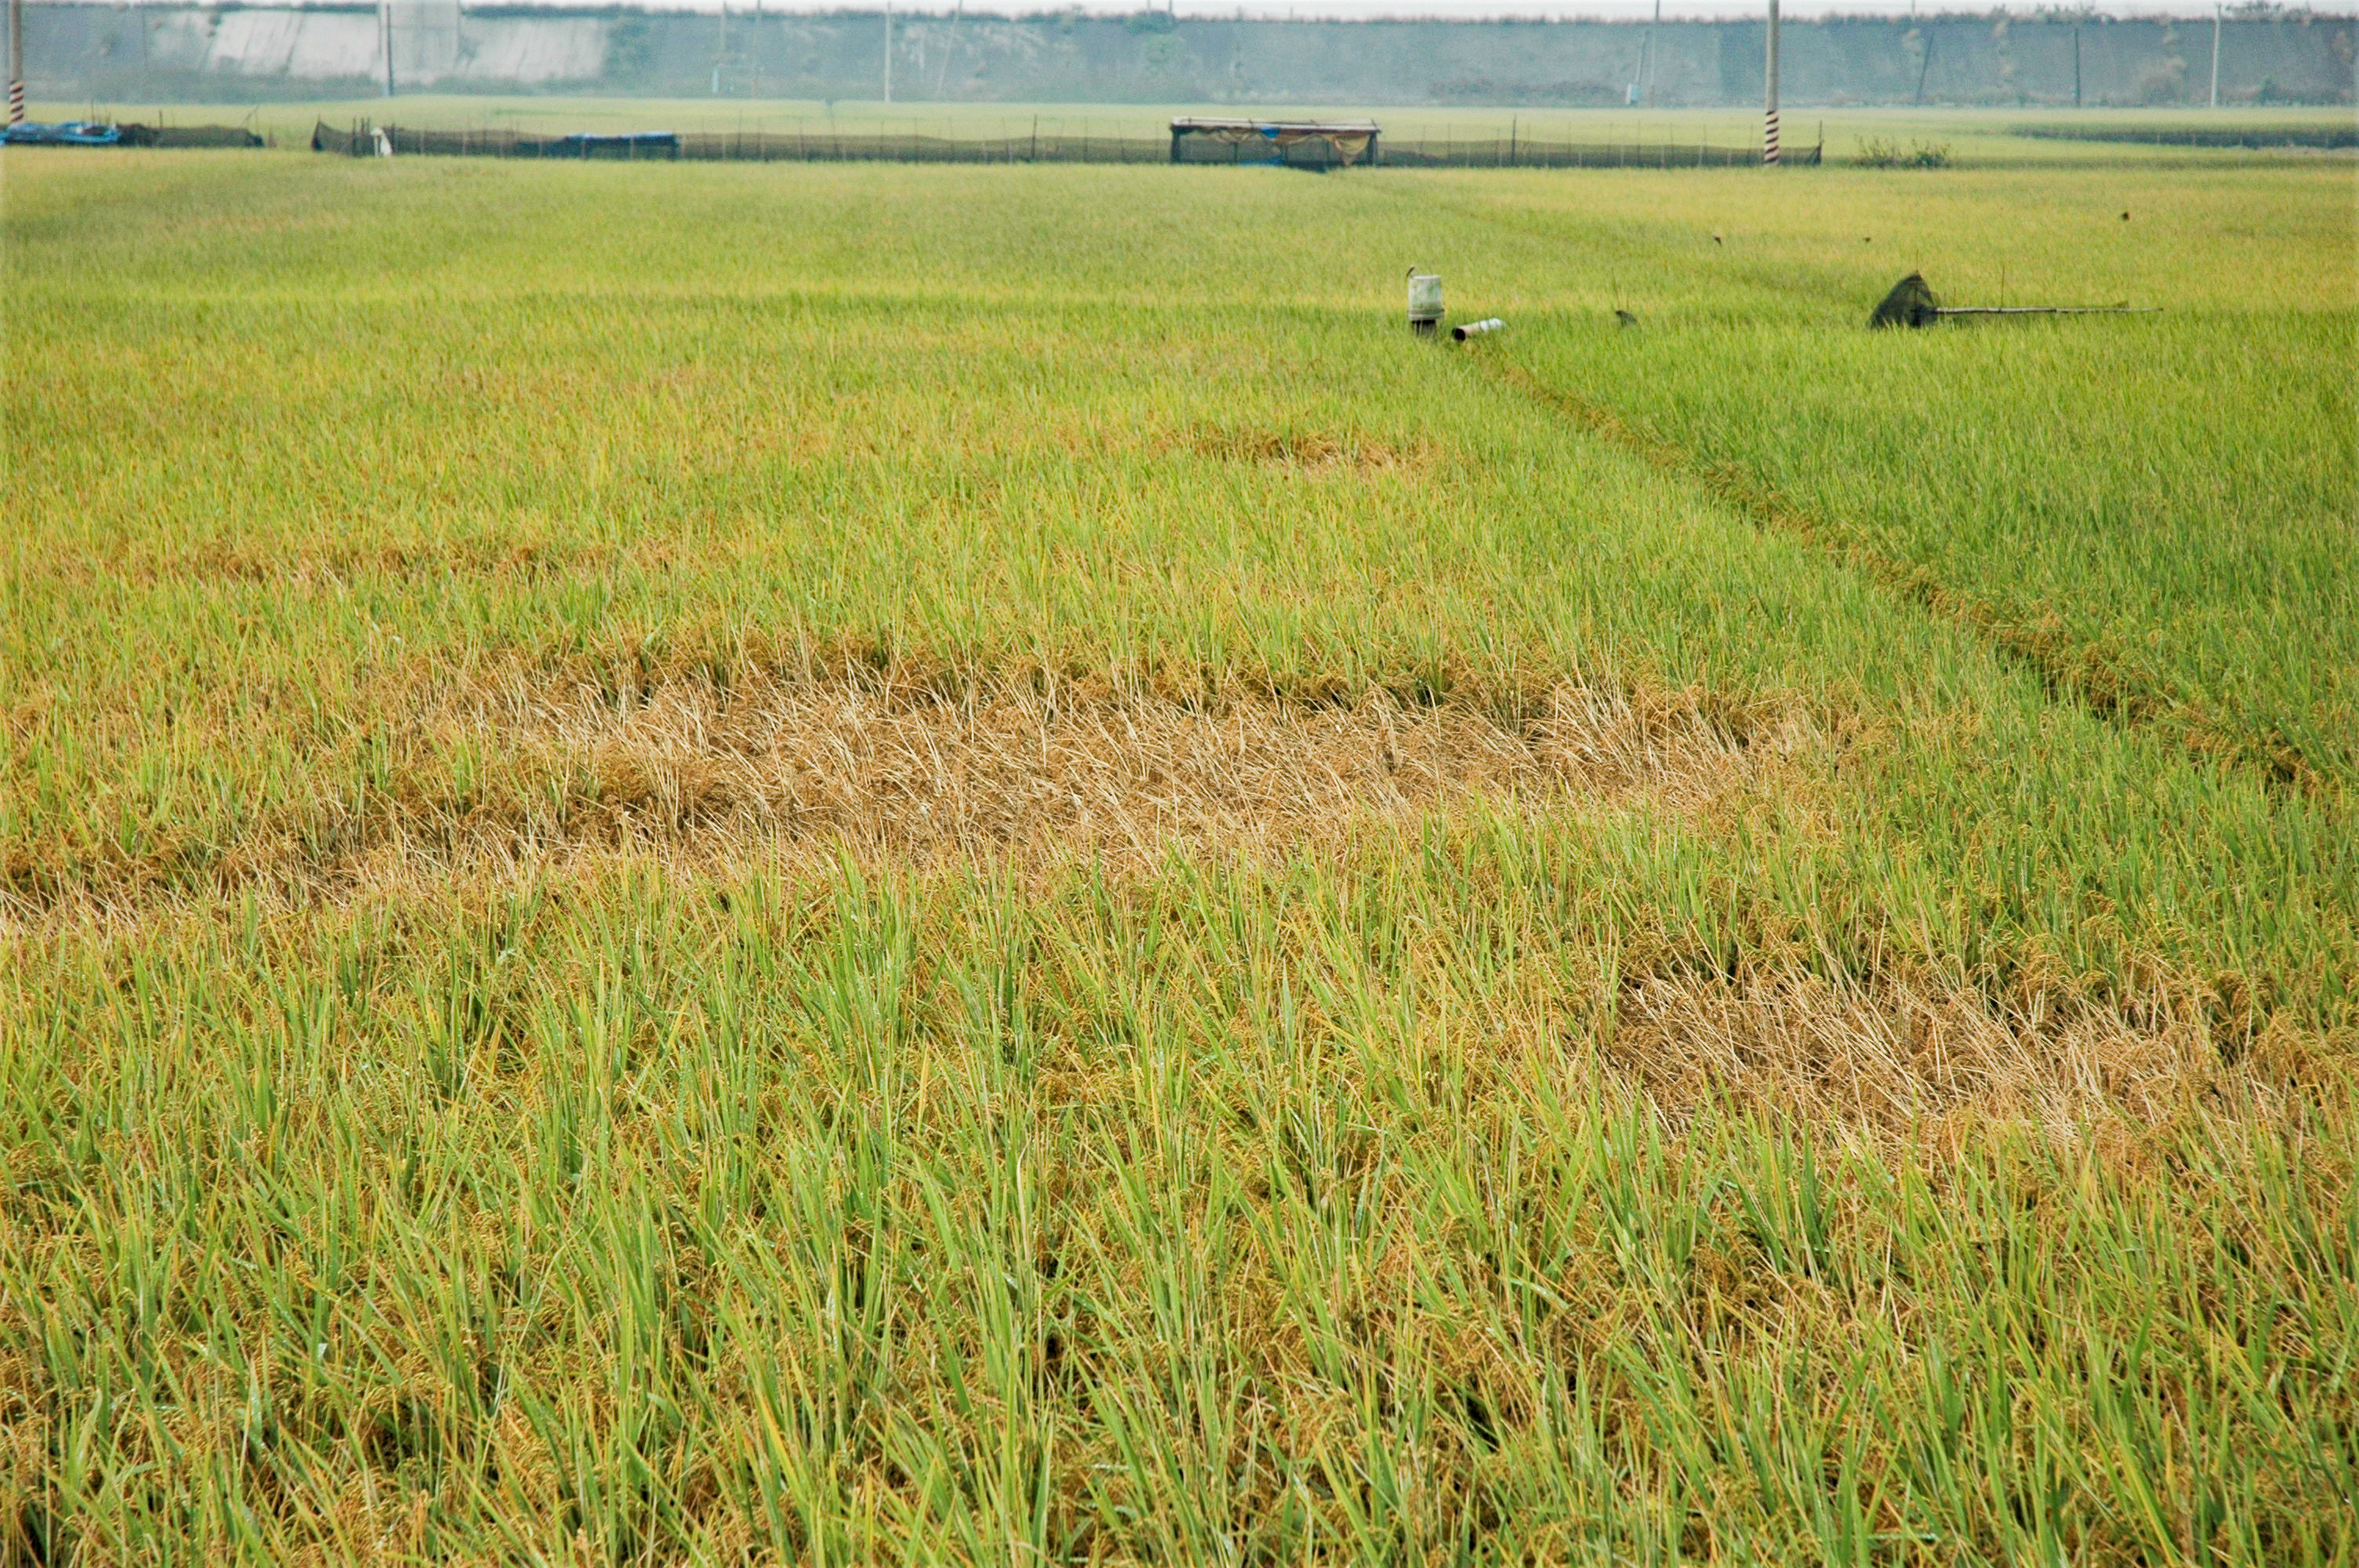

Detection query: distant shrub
xmin=1852 ymin=136 xmax=1953 ymax=168
xmin=602 ymin=15 xmax=652 ymax=85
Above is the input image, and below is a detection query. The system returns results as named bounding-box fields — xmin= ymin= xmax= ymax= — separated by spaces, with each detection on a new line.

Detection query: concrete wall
xmin=22 ymin=4 xmax=2357 ymax=107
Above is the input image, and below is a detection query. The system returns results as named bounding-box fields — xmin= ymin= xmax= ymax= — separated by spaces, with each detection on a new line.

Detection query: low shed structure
xmin=1169 ymin=117 xmax=1379 ymax=170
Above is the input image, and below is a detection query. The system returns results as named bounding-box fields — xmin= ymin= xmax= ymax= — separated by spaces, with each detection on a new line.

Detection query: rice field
xmin=3 ymin=141 xmax=2354 ymax=1563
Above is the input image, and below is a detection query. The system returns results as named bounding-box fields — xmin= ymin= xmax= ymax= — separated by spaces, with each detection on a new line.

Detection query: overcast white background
xmin=93 ymin=0 xmax=2349 ymax=19
xmin=505 ymin=2 xmax=2343 ymax=15
xmin=575 ymin=1 xmax=2346 ymax=16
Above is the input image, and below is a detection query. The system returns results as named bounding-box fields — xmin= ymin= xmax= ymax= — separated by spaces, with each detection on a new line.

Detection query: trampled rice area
xmin=4 ymin=666 xmax=1789 ymax=923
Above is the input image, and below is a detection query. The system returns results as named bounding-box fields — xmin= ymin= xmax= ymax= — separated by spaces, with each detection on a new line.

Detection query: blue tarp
xmin=551 ymin=132 xmax=680 ymax=158
xmin=3 ymin=121 xmax=124 ymax=146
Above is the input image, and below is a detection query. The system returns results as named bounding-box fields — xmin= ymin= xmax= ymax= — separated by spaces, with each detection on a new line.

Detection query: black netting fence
xmin=2013 ymin=122 xmax=2356 ymax=149
xmin=129 ymin=124 xmax=267 ymax=147
xmin=313 ymin=122 xmax=1165 ymax=163
xmin=311 ymin=120 xmax=1816 ymax=169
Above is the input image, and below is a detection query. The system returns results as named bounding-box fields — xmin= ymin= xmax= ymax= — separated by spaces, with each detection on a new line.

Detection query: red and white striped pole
xmin=9 ymin=0 xmax=26 ymax=125
xmin=1763 ymin=0 xmax=1780 ymax=165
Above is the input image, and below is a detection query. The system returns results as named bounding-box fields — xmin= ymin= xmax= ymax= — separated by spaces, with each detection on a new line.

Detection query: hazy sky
xmin=45 ymin=0 xmax=2345 ymax=16
xmin=763 ymin=2 xmax=2294 ymax=13
xmin=358 ymin=0 xmax=2346 ymax=18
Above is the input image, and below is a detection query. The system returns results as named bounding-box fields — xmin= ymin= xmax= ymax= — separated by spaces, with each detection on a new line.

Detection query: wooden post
xmin=8 ymin=0 xmax=23 ymax=125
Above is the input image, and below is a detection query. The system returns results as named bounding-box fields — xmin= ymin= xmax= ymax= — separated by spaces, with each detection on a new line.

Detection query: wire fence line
xmin=1384 ymin=137 xmax=1819 ymax=168
xmin=310 ymin=120 xmax=1820 ymax=169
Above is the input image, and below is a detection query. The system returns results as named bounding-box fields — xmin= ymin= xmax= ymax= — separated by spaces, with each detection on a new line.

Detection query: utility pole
xmin=2209 ymin=2 xmax=2222 ymax=107
xmin=10 ymin=0 xmax=26 ymax=124
xmin=2073 ymin=20 xmax=2081 ymax=109
xmin=1763 ymin=0 xmax=1779 ymax=164
xmin=882 ymin=0 xmax=892 ymax=103
xmin=1645 ymin=0 xmax=1660 ymax=107
xmin=381 ymin=0 xmax=395 ymax=96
